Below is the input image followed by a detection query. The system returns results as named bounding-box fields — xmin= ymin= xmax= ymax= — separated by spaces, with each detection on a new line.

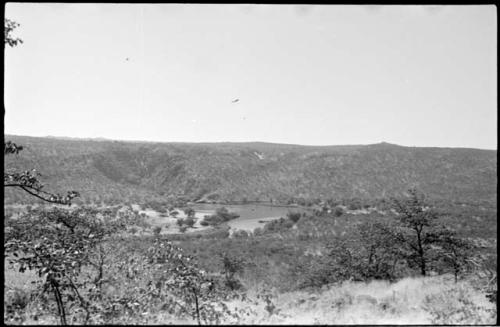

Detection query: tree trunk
xmin=51 ymin=280 xmax=67 ymax=325
xmin=415 ymin=227 xmax=426 ymax=276
xmin=192 ymin=288 xmax=201 ymax=325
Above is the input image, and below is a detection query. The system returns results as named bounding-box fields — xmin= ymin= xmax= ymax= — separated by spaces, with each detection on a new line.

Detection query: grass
xmin=222 ymin=275 xmax=496 ymax=325
xmin=4 ymin=201 xmax=496 ymax=325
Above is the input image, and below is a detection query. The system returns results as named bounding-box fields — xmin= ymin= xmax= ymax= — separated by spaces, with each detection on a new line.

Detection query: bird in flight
xmin=126 ymin=57 xmax=130 ymax=61
xmin=232 ymin=99 xmax=240 ymax=103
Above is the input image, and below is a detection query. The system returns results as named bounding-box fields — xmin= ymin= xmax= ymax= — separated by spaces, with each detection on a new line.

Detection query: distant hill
xmin=4 ymin=135 xmax=497 ymax=205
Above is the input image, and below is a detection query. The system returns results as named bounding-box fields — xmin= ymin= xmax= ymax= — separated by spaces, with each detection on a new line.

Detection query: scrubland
xmin=4 ymin=195 xmax=497 ymax=325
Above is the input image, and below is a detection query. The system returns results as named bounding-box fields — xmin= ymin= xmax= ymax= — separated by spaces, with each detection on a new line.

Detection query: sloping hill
xmin=4 ymin=135 xmax=497 ymax=204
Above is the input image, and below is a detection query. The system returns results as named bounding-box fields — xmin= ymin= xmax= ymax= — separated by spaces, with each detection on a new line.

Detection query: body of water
xmin=191 ymin=203 xmax=312 ymax=232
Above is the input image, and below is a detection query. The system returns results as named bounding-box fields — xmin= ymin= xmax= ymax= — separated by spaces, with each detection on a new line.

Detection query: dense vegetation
xmin=4 ymin=135 xmax=496 ymax=205
xmin=4 ymin=192 xmax=497 ymax=324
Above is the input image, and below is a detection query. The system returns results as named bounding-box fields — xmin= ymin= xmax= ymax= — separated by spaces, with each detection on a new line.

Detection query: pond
xmin=190 ymin=203 xmax=312 ymax=232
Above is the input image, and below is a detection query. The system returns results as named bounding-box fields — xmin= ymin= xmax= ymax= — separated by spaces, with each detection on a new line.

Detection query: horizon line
xmin=4 ymin=133 xmax=497 ymax=151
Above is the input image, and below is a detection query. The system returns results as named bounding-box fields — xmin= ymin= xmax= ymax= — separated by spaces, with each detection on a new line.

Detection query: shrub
xmin=183 ymin=207 xmax=196 ymax=218
xmin=287 ymin=211 xmax=302 ymax=223
xmin=422 ymin=285 xmax=497 ymax=324
xmin=232 ymin=230 xmax=249 ymax=238
xmin=184 ymin=217 xmax=196 ymax=228
xmin=201 ymin=208 xmax=239 ymax=227
xmin=220 ymin=253 xmax=245 ymax=291
xmin=333 ymin=206 xmax=344 ymax=217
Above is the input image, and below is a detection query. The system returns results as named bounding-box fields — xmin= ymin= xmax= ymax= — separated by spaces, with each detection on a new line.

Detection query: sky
xmin=4 ymin=4 xmax=497 ymax=149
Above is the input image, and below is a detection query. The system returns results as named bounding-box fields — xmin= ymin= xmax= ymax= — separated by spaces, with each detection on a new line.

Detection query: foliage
xmin=262 ymin=217 xmax=294 ymax=234
xmin=428 ymin=227 xmax=478 ymax=282
xmin=5 ymin=18 xmax=23 ymax=47
xmin=287 ymin=211 xmax=301 ymax=223
xmin=4 ymin=135 xmax=496 ymax=205
xmin=153 ymin=226 xmax=162 ymax=235
xmin=422 ymin=283 xmax=497 ymax=324
xmin=220 ymin=253 xmax=246 ymax=291
xmin=201 ymin=207 xmax=239 ymax=227
xmin=333 ymin=206 xmax=344 ymax=217
xmin=142 ymin=238 xmax=240 ymax=324
xmin=184 ymin=207 xmax=196 ymax=218
xmin=391 ymin=189 xmax=440 ymax=276
xmin=4 ymin=207 xmax=126 ymax=324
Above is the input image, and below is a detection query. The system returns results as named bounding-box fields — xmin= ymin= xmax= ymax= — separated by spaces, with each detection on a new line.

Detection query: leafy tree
xmin=220 ymin=253 xmax=245 ymax=291
xmin=5 ymin=207 xmax=126 ymax=324
xmin=429 ymin=227 xmax=477 ymax=283
xmin=391 ymin=189 xmax=440 ymax=276
xmin=287 ymin=211 xmax=301 ymax=223
xmin=333 ymin=206 xmax=344 ymax=217
xmin=356 ymin=219 xmax=403 ymax=280
xmin=184 ymin=217 xmax=196 ymax=228
xmin=201 ymin=208 xmax=239 ymax=227
xmin=145 ymin=238 xmax=239 ymax=324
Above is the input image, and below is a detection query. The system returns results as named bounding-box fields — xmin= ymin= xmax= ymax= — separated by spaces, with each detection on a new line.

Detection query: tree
xmin=184 ymin=207 xmax=196 ymax=218
xmin=5 ymin=207 xmax=126 ymax=324
xmin=184 ymin=217 xmax=196 ymax=228
xmin=429 ymin=227 xmax=477 ymax=283
xmin=220 ymin=253 xmax=245 ymax=291
xmin=4 ymin=19 xmax=79 ymax=206
xmin=287 ymin=211 xmax=302 ymax=223
xmin=333 ymin=206 xmax=344 ymax=217
xmin=4 ymin=18 xmax=23 ymax=47
xmin=391 ymin=189 xmax=439 ymax=276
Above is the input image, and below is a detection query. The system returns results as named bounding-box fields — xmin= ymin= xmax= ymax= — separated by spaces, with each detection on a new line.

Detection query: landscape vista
xmin=4 ymin=4 xmax=497 ymax=325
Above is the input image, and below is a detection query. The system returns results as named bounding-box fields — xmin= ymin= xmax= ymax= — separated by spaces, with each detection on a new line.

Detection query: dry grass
xmin=219 ymin=275 xmax=496 ymax=325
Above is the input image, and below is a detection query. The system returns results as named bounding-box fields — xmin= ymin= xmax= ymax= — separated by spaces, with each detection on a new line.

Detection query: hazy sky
xmin=4 ymin=4 xmax=497 ymax=149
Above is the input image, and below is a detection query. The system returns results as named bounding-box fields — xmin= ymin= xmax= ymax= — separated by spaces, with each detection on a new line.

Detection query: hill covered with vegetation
xmin=4 ymin=135 xmax=496 ymax=205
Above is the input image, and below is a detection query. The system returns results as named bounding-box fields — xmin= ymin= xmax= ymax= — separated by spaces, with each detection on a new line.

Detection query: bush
xmin=253 ymin=227 xmax=263 ymax=236
xmin=184 ymin=217 xmax=196 ymax=228
xmin=422 ymin=284 xmax=497 ymax=324
xmin=333 ymin=206 xmax=344 ymax=217
xmin=183 ymin=207 xmax=196 ymax=218
xmin=287 ymin=211 xmax=302 ymax=223
xmin=232 ymin=230 xmax=249 ymax=238
xmin=201 ymin=208 xmax=239 ymax=227
xmin=347 ymin=201 xmax=362 ymax=211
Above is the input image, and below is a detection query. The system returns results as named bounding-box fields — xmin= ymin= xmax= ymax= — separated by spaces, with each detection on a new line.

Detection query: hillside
xmin=4 ymin=135 xmax=497 ymax=204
